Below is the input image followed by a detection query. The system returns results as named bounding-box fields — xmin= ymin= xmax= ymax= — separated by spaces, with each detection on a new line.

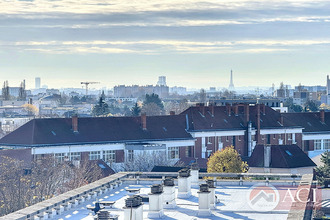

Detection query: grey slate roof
xmin=181 ymin=105 xmax=299 ymax=131
xmin=0 ymin=115 xmax=193 ymax=146
xmin=248 ymin=144 xmax=316 ymax=168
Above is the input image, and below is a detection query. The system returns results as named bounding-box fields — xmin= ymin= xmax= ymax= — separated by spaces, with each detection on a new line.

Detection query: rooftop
xmin=0 ymin=172 xmax=313 ymax=220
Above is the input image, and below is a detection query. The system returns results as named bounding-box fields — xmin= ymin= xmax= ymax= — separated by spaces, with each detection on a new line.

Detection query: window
xmin=226 ymin=136 xmax=229 ymax=142
xmin=70 ymin=152 xmax=81 ymax=161
xmin=168 ymin=147 xmax=179 ymax=159
xmin=89 ymin=151 xmax=101 ymax=160
xmin=205 ymin=137 xmax=209 ymax=144
xmin=314 ymin=140 xmax=322 ymax=150
xmin=103 ymin=150 xmax=116 ymax=163
xmin=273 ymin=134 xmax=276 ymax=139
xmin=185 ymin=146 xmax=192 ymax=157
xmin=55 ymin=153 xmax=66 ymax=162
xmin=267 ymin=134 xmax=271 ymax=144
xmin=238 ymin=136 xmax=241 ymax=141
xmin=287 ymin=133 xmax=292 ymax=140
xmin=127 ymin=150 xmax=134 ymax=162
xmin=324 ymin=140 xmax=330 ymax=150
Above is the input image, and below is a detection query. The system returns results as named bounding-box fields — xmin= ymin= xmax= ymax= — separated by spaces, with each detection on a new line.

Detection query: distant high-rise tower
xmin=35 ymin=77 xmax=41 ymax=89
xmin=157 ymin=76 xmax=167 ymax=86
xmin=228 ymin=70 xmax=235 ymax=91
xmin=327 ymin=75 xmax=330 ymax=95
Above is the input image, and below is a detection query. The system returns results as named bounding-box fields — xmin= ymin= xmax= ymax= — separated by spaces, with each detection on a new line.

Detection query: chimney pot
xmin=170 ymin=111 xmax=175 ymax=116
xmin=141 ymin=113 xmax=147 ymax=130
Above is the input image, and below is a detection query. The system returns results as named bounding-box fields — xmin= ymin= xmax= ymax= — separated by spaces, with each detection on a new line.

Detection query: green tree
xmin=144 ymin=93 xmax=164 ymax=109
xmin=207 ymin=146 xmax=248 ymax=173
xmin=316 ymin=151 xmax=330 ymax=185
xmin=92 ymin=97 xmax=110 ymax=116
xmin=304 ymin=100 xmax=319 ymax=112
xmin=131 ymin=102 xmax=141 ymax=116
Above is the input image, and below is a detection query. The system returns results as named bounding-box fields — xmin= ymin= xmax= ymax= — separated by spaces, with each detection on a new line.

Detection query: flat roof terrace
xmin=0 ymin=172 xmax=313 ymax=220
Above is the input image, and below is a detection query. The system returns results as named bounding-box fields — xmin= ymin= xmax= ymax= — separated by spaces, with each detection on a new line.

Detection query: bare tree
xmin=0 ymin=156 xmax=103 ymax=217
xmin=114 ymin=151 xmax=175 ymax=172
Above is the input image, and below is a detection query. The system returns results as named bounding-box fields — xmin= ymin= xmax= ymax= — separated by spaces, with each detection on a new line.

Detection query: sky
xmin=1 ymin=0 xmax=330 ymax=90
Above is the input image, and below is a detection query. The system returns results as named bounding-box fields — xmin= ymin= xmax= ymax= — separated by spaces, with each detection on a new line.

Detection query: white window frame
xmin=70 ymin=152 xmax=81 ymax=161
xmin=168 ymin=147 xmax=179 ymax=160
xmin=103 ymin=150 xmax=116 ymax=163
xmin=89 ymin=151 xmax=101 ymax=160
xmin=314 ymin=140 xmax=322 ymax=150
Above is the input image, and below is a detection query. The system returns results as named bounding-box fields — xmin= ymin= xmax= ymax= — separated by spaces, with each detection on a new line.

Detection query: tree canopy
xmin=131 ymin=102 xmax=141 ymax=116
xmin=92 ymin=97 xmax=110 ymax=116
xmin=316 ymin=151 xmax=330 ymax=185
xmin=207 ymin=146 xmax=248 ymax=173
xmin=144 ymin=93 xmax=164 ymax=109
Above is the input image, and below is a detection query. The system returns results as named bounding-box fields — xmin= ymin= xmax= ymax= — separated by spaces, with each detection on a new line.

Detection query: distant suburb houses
xmin=0 ymin=103 xmax=328 ymax=169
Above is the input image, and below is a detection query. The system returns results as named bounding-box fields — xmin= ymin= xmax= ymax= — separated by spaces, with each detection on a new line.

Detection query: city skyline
xmin=1 ymin=0 xmax=330 ymax=89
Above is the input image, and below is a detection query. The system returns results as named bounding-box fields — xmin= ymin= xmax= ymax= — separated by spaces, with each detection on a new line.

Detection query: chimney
xmin=226 ymin=104 xmax=231 ymax=116
xmin=210 ymin=105 xmax=215 ymax=116
xmin=72 ymin=115 xmax=78 ymax=133
xmin=148 ymin=184 xmax=164 ymax=218
xmin=244 ymin=104 xmax=250 ymax=123
xmin=261 ymin=104 xmax=266 ymax=115
xmin=256 ymin=105 xmax=261 ymax=144
xmin=264 ymin=145 xmax=271 ymax=168
xmin=170 ymin=111 xmax=175 ymax=116
xmin=197 ymin=184 xmax=211 ymax=216
xmin=206 ymin=179 xmax=216 ymax=209
xmin=141 ymin=113 xmax=147 ymax=130
xmin=199 ymin=105 xmax=205 ymax=116
xmin=234 ymin=105 xmax=239 ymax=116
xmin=124 ymin=196 xmax=143 ymax=220
xmin=177 ymin=168 xmax=192 ymax=199
xmin=320 ymin=110 xmax=325 ymax=123
xmin=163 ymin=177 xmax=176 ymax=208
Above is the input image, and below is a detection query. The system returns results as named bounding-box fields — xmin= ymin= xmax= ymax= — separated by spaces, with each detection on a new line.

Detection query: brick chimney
xmin=261 ymin=104 xmax=266 ymax=115
xmin=170 ymin=111 xmax=175 ymax=116
xmin=210 ymin=105 xmax=215 ymax=116
xmin=72 ymin=115 xmax=78 ymax=133
xmin=226 ymin=104 xmax=231 ymax=116
xmin=244 ymin=104 xmax=250 ymax=123
xmin=234 ymin=104 xmax=239 ymax=116
xmin=320 ymin=110 xmax=325 ymax=123
xmin=141 ymin=113 xmax=147 ymax=130
xmin=199 ymin=105 xmax=205 ymax=116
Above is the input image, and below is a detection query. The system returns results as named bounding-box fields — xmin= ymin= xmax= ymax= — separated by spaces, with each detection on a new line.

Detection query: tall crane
xmin=81 ymin=82 xmax=100 ymax=95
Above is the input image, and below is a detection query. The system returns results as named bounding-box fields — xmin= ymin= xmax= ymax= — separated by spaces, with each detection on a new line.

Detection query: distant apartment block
xmin=114 ymin=84 xmax=169 ymax=98
xmin=35 ymin=77 xmax=41 ymax=89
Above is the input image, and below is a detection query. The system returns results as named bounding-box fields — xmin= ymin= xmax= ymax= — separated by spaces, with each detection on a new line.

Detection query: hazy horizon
xmin=1 ymin=0 xmax=330 ymax=90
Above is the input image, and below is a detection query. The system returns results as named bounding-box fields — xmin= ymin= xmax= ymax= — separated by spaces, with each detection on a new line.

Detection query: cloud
xmin=1 ymin=39 xmax=329 ymax=55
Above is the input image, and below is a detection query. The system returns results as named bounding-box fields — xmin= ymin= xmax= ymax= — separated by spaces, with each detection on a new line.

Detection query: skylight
xmin=285 ymin=150 xmax=293 ymax=156
xmin=98 ymin=164 xmax=106 ymax=169
xmin=51 ymin=131 xmax=56 ymax=136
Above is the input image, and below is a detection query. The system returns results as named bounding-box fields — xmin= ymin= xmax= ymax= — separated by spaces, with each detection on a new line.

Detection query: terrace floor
xmin=56 ymin=182 xmax=295 ymax=220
